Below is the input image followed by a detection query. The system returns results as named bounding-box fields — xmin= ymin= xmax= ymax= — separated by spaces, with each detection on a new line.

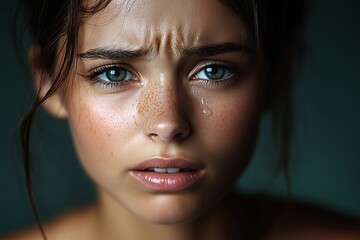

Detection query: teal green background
xmin=1 ymin=0 xmax=359 ymax=234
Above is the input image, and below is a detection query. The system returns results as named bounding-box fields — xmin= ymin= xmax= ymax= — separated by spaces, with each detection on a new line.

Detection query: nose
xmin=138 ymin=80 xmax=191 ymax=142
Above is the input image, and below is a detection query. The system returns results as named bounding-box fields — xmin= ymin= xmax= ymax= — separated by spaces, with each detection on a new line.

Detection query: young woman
xmin=4 ymin=0 xmax=360 ymax=239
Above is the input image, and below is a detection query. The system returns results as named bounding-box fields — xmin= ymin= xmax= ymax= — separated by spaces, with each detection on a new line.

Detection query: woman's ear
xmin=28 ymin=46 xmax=68 ymax=119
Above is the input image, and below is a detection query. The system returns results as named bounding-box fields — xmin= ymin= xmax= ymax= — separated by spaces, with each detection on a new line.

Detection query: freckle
xmin=137 ymin=89 xmax=151 ymax=116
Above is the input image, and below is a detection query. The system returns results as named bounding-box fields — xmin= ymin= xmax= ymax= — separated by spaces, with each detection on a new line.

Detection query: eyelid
xmin=87 ymin=64 xmax=137 ymax=80
xmin=82 ymin=63 xmax=140 ymax=90
xmin=189 ymin=61 xmax=240 ymax=80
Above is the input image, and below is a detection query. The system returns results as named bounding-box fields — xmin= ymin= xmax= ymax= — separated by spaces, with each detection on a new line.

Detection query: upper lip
xmin=131 ymin=157 xmax=203 ymax=171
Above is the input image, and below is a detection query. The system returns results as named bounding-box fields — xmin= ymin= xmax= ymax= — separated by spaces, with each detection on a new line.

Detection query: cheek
xmin=205 ymin=91 xmax=262 ymax=152
xmin=216 ymin=100 xmax=260 ymax=144
xmin=197 ymin=84 xmax=263 ymax=178
xmin=65 ymin=94 xmax=135 ymax=177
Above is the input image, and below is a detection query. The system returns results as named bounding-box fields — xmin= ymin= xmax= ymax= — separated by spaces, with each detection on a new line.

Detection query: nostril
xmin=173 ymin=131 xmax=188 ymax=141
xmin=148 ymin=133 xmax=158 ymax=141
xmin=146 ymin=121 xmax=190 ymax=142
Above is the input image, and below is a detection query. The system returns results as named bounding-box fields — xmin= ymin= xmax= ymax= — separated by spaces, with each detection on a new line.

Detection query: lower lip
xmin=129 ymin=170 xmax=205 ymax=192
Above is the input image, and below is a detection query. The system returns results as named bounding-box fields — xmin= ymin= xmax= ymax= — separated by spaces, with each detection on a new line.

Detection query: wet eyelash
xmin=191 ymin=62 xmax=244 ymax=86
xmin=85 ymin=64 xmax=136 ymax=89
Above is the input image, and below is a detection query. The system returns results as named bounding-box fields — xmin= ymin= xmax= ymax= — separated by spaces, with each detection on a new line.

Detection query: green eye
xmin=195 ymin=65 xmax=233 ymax=80
xmin=98 ymin=67 xmax=135 ymax=82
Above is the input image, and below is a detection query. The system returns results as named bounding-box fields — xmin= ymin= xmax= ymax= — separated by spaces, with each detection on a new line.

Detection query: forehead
xmin=78 ymin=0 xmax=249 ymax=53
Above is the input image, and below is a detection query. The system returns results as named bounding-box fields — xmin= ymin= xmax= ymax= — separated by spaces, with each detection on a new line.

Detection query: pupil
xmin=106 ymin=68 xmax=126 ymax=82
xmin=205 ymin=67 xmax=224 ymax=79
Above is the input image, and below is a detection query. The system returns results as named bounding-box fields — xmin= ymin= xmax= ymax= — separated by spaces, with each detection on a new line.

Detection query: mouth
xmin=143 ymin=167 xmax=195 ymax=173
xmin=129 ymin=158 xmax=205 ymax=192
xmin=131 ymin=157 xmax=202 ymax=172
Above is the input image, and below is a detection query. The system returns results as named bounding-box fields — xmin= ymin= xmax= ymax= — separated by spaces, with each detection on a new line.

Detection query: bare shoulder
xmin=238 ymin=194 xmax=360 ymax=239
xmin=1 ymin=205 xmax=97 ymax=240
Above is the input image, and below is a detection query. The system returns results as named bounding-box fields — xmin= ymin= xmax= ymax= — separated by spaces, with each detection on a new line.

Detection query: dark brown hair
xmin=20 ymin=0 xmax=305 ymax=238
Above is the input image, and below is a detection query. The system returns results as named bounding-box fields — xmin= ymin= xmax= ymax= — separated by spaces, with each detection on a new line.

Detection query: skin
xmin=45 ymin=0 xmax=263 ymax=238
xmin=3 ymin=0 xmax=359 ymax=239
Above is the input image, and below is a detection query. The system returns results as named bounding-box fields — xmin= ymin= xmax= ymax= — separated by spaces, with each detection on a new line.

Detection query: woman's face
xmin=54 ymin=0 xmax=263 ymax=224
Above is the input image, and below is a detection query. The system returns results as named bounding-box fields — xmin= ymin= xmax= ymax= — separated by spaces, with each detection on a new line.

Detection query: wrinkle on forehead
xmin=79 ymin=0 xmax=248 ymax=57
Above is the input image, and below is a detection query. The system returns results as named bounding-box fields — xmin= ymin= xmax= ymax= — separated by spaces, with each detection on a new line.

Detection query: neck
xmin=93 ymin=190 xmax=243 ymax=240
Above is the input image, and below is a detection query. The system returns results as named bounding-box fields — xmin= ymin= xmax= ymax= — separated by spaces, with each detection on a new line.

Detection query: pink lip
xmin=129 ymin=158 xmax=205 ymax=192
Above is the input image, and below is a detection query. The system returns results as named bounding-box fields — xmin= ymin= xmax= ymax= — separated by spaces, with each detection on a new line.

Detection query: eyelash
xmin=85 ymin=62 xmax=243 ymax=90
xmin=86 ymin=64 xmax=137 ymax=90
xmin=190 ymin=62 xmax=243 ymax=86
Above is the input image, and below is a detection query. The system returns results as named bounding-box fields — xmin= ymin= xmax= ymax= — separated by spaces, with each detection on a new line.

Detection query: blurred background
xmin=1 ymin=0 xmax=359 ymax=234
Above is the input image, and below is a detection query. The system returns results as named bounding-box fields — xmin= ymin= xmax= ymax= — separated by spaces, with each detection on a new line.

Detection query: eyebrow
xmin=79 ymin=42 xmax=250 ymax=61
xmin=182 ymin=43 xmax=251 ymax=57
xmin=79 ymin=47 xmax=154 ymax=60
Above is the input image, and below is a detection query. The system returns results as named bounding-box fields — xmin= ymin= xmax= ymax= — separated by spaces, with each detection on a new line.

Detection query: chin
xmin=132 ymin=194 xmax=210 ymax=225
xmin=140 ymin=210 xmax=204 ymax=225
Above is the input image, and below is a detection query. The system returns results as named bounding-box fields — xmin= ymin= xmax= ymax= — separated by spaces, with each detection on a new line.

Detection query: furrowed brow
xmin=182 ymin=43 xmax=250 ymax=57
xmin=79 ymin=47 xmax=154 ymax=61
xmin=79 ymin=43 xmax=250 ymax=60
